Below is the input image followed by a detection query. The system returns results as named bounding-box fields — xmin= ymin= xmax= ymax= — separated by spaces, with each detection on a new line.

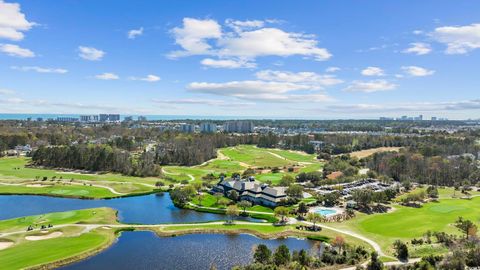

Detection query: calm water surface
xmin=61 ymin=232 xmax=321 ymax=270
xmin=0 ymin=193 xmax=257 ymax=224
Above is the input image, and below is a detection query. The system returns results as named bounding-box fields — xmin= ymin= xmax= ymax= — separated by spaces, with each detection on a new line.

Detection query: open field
xmin=334 ymin=188 xmax=480 ymax=257
xmin=348 ymin=147 xmax=402 ymax=159
xmin=0 ymin=208 xmax=119 ymax=270
xmin=162 ymin=145 xmax=323 ymax=184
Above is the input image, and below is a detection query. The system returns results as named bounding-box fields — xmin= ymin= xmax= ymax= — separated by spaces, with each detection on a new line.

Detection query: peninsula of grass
xmin=155 ymin=222 xmax=371 ymax=250
xmin=0 ymin=207 xmax=120 ymax=270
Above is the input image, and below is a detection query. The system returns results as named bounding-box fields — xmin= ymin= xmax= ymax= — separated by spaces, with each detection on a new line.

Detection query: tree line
xmin=31 ymin=145 xmax=161 ymax=177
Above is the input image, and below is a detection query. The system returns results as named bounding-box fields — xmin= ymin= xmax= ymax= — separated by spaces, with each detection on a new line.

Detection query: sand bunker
xmin=0 ymin=241 xmax=14 ymax=250
xmin=26 ymin=184 xmax=47 ymax=187
xmin=25 ymin=231 xmax=63 ymax=241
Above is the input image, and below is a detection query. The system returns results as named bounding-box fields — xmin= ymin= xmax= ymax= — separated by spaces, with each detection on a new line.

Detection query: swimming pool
xmin=314 ymin=208 xmax=337 ymax=216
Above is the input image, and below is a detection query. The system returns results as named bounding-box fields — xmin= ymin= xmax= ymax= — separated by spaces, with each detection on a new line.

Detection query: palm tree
xmin=307 ymin=212 xmax=322 ymax=231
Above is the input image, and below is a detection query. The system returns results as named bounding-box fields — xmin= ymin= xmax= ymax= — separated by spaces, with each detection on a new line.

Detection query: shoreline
xmin=0 ymin=189 xmax=164 ymax=200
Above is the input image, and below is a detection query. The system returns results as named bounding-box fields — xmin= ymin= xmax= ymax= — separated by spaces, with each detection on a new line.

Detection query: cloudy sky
xmin=1 ymin=0 xmax=479 ymax=119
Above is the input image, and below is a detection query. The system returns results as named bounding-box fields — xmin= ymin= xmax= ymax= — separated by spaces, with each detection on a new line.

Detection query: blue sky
xmin=1 ymin=0 xmax=479 ymax=119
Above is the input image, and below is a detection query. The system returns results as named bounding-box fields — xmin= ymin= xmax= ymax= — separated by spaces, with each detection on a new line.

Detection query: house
xmin=213 ymin=176 xmax=287 ymax=207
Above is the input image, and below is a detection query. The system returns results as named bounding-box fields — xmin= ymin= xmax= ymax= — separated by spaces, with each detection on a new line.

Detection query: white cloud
xmin=201 ymin=58 xmax=256 ymax=69
xmin=169 ymin=18 xmax=222 ymax=57
xmin=188 ymin=80 xmax=310 ymax=96
xmin=431 ymin=23 xmax=480 ymax=54
xmin=78 ymin=46 xmax=105 ymax=61
xmin=344 ymin=80 xmax=396 ymax=93
xmin=11 ymin=66 xmax=68 ymax=74
xmin=403 ymin=42 xmax=432 ymax=55
xmin=129 ymin=74 xmax=161 ymax=82
xmin=325 ymin=67 xmax=340 ymax=73
xmin=169 ymin=18 xmax=331 ymax=66
xmin=361 ymin=66 xmax=384 ymax=76
xmin=186 ymin=68 xmax=340 ymax=103
xmin=218 ymin=27 xmax=331 ymax=61
xmin=152 ymin=98 xmax=253 ymax=107
xmin=0 ymin=97 xmax=24 ymax=104
xmin=401 ymin=66 xmax=435 ymax=77
xmin=0 ymin=43 xmax=34 ymax=57
xmin=95 ymin=73 xmax=119 ymax=80
xmin=127 ymin=27 xmax=143 ymax=39
xmin=225 ymin=19 xmax=264 ymax=33
xmin=255 ymin=70 xmax=342 ymax=87
xmin=0 ymin=0 xmax=34 ymax=41
xmin=0 ymin=88 xmax=15 ymax=95
xmin=413 ymin=30 xmax=423 ymax=35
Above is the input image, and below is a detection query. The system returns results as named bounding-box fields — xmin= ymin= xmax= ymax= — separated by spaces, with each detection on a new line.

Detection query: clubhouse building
xmin=212 ymin=176 xmax=287 ymax=207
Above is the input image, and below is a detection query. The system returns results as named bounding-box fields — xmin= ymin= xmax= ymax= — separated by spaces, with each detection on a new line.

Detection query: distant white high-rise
xmin=200 ymin=122 xmax=217 ymax=133
xmin=223 ymin=121 xmax=254 ymax=133
xmin=181 ymin=124 xmax=195 ymax=133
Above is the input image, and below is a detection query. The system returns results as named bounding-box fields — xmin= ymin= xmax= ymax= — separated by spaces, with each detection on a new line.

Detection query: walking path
xmin=301 ymin=220 xmax=390 ymax=259
xmin=188 ymin=202 xmax=275 ymax=216
xmin=0 ymin=181 xmax=127 ymax=195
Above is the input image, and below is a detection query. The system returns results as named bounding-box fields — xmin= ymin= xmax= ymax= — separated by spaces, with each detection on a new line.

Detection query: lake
xmin=60 ymin=231 xmax=321 ymax=270
xmin=0 ymin=193 xmax=258 ymax=224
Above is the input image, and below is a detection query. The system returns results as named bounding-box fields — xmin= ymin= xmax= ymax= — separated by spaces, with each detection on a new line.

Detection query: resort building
xmin=212 ymin=176 xmax=287 ymax=207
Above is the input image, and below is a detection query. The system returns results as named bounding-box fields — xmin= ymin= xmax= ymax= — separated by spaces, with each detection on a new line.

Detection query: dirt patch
xmin=349 ymin=147 xmax=402 ymax=159
xmin=0 ymin=241 xmax=14 ymax=250
xmin=26 ymin=231 xmax=63 ymax=241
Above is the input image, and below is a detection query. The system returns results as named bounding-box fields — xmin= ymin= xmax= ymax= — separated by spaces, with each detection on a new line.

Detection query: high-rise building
xmin=80 ymin=115 xmax=99 ymax=122
xmin=200 ymin=122 xmax=217 ymax=133
xmin=138 ymin=116 xmax=147 ymax=121
xmin=56 ymin=117 xmax=79 ymax=122
xmin=223 ymin=121 xmax=254 ymax=133
xmin=181 ymin=124 xmax=195 ymax=133
xmin=99 ymin=114 xmax=120 ymax=122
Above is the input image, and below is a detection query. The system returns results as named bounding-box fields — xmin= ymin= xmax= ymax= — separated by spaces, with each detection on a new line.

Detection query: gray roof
xmin=216 ymin=178 xmax=287 ymax=200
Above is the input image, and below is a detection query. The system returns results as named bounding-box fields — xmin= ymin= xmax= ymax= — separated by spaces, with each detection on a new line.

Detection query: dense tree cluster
xmin=31 ymin=145 xmax=161 ymax=177
xmin=234 ymin=243 xmax=369 ymax=270
xmin=367 ymin=151 xmax=480 ymax=186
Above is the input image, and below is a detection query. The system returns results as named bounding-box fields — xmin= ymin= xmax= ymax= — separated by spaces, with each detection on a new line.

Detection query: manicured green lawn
xmin=0 ymin=231 xmax=111 ymax=270
xmin=337 ymin=195 xmax=480 ymax=256
xmin=221 ymin=145 xmax=291 ymax=167
xmin=255 ymin=172 xmax=285 ymax=184
xmin=0 ymin=207 xmax=118 ymax=232
xmin=0 ymin=157 xmax=160 ymax=198
xmin=0 ymin=208 xmax=119 ymax=270
xmin=0 ymin=184 xmax=118 ymax=198
xmin=268 ymin=149 xmax=317 ymax=163
xmin=0 ymin=157 xmax=159 ymax=185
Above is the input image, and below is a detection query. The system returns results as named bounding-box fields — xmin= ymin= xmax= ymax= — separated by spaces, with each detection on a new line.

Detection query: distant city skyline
xmin=1 ymin=0 xmax=480 ymax=119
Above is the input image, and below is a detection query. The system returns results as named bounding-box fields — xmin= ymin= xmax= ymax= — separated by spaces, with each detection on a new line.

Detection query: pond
xmin=0 ymin=193 xmax=259 ymax=224
xmin=60 ymin=231 xmax=322 ymax=270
